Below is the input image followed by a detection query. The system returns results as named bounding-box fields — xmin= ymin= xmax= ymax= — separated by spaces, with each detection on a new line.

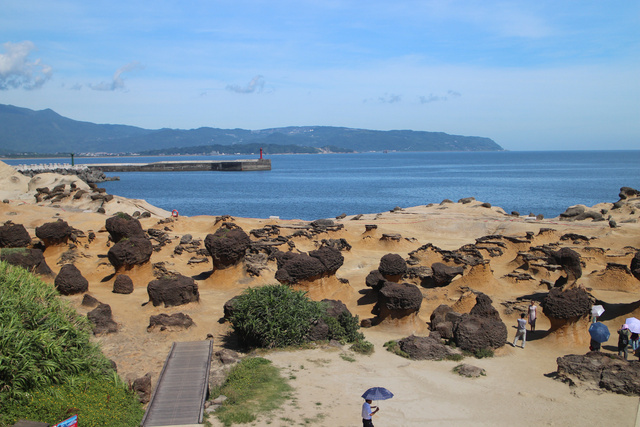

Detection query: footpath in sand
xmin=1 ymin=161 xmax=640 ymax=426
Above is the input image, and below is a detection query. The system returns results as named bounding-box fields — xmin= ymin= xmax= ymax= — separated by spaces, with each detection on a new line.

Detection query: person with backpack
xmin=617 ymin=324 xmax=631 ymax=360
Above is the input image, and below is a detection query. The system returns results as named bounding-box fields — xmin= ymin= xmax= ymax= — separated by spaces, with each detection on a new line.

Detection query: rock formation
xmin=54 ymin=264 xmax=89 ymax=295
xmin=147 ymin=274 xmax=200 ymax=307
xmin=204 ymin=223 xmax=251 ymax=269
xmin=0 ymin=221 xmax=31 ymax=248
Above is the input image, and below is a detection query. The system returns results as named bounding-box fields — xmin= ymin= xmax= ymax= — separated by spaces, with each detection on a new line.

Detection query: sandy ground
xmin=1 ymin=161 xmax=640 ymax=426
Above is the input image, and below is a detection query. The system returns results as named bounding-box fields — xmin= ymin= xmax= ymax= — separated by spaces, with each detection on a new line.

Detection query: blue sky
xmin=1 ymin=1 xmax=638 ymax=150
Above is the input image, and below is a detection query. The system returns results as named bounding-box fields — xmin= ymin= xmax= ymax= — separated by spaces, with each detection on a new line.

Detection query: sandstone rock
xmin=365 ymin=269 xmax=387 ymax=291
xmin=204 ymin=223 xmax=251 ymax=269
xmin=113 ymin=274 xmax=134 ymax=294
xmin=274 ymin=251 xmax=326 ymax=284
xmin=107 ymin=237 xmax=153 ymax=271
xmin=556 ymin=352 xmax=640 ymax=396
xmin=431 ymin=262 xmax=464 ymax=287
xmin=54 ymin=264 xmax=89 ymax=295
xmin=0 ymin=248 xmax=53 ymax=276
xmin=309 ymin=246 xmax=344 ymax=273
xmin=469 ymin=293 xmax=501 ymax=320
xmin=321 ymin=299 xmax=351 ymax=319
xmin=223 ymin=295 xmax=241 ymax=320
xmin=547 ymin=247 xmax=582 ymax=284
xmin=147 ymin=274 xmax=200 ymax=307
xmin=453 ymin=314 xmax=507 ymax=352
xmin=378 ymin=253 xmax=407 ymax=280
xmin=35 ymin=220 xmax=73 ymax=246
xmin=454 ymin=364 xmax=486 ymax=378
xmin=81 ymin=294 xmax=100 ymax=307
xmin=0 ymin=222 xmax=31 ymax=248
xmin=542 ymin=287 xmax=592 ymax=320
xmin=87 ymin=303 xmax=118 ymax=335
xmin=105 ymin=214 xmax=145 ymax=243
xmin=397 ymin=334 xmax=455 ymax=360
xmin=131 ymin=373 xmax=152 ymax=404
xmin=147 ymin=313 xmax=195 ymax=332
xmin=631 ymin=251 xmax=640 ymax=281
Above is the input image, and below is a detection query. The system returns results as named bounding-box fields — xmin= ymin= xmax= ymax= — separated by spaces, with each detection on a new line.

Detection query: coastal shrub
xmin=473 ymin=348 xmax=494 ymax=359
xmin=228 ymin=284 xmax=364 ymax=348
xmin=446 ymin=353 xmax=465 ymax=362
xmin=0 ymin=261 xmax=143 ymax=426
xmin=350 ymin=339 xmax=375 ymax=355
xmin=211 ymin=357 xmax=292 ymax=426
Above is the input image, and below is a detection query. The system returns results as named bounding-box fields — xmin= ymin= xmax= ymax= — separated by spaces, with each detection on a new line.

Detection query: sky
xmin=0 ymin=1 xmax=639 ymax=151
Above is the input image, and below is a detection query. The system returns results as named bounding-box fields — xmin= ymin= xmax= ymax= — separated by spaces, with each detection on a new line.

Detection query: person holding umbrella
xmin=361 ymin=387 xmax=393 ymax=426
xmin=362 ymin=399 xmax=379 ymax=426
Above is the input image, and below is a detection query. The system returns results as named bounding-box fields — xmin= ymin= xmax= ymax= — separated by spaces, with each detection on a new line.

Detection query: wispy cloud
xmin=226 ymin=75 xmax=265 ymax=94
xmin=89 ymin=61 xmax=143 ymax=91
xmin=0 ymin=41 xmax=52 ymax=90
xmin=418 ymin=90 xmax=462 ymax=104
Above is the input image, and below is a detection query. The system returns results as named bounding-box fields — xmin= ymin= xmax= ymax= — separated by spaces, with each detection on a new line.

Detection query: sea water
xmin=6 ymin=151 xmax=640 ymax=220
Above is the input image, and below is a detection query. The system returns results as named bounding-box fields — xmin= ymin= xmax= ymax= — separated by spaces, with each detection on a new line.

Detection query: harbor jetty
xmin=14 ymin=159 xmax=271 ymax=174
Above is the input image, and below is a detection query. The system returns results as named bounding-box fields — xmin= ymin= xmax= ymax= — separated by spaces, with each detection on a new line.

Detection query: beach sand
xmin=1 ymin=162 xmax=639 ymax=426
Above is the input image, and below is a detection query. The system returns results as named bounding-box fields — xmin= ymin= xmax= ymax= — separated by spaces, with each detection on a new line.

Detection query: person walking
xmin=618 ymin=324 xmax=631 ymax=360
xmin=513 ymin=313 xmax=527 ymax=348
xmin=528 ymin=301 xmax=537 ymax=332
xmin=362 ymin=399 xmax=379 ymax=427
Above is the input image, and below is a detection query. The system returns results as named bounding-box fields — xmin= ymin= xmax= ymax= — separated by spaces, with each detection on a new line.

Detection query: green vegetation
xmin=0 ymin=261 xmax=143 ymax=426
xmin=472 ymin=348 xmax=494 ymax=359
xmin=383 ymin=340 xmax=410 ymax=359
xmin=211 ymin=357 xmax=292 ymax=426
xmin=228 ymin=284 xmax=368 ymax=349
xmin=350 ymin=339 xmax=374 ymax=355
xmin=445 ymin=353 xmax=465 ymax=362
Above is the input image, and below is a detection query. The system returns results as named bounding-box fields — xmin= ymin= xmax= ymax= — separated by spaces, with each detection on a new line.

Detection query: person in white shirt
xmin=528 ymin=301 xmax=537 ymax=332
xmin=513 ymin=313 xmax=527 ymax=348
xmin=362 ymin=399 xmax=379 ymax=426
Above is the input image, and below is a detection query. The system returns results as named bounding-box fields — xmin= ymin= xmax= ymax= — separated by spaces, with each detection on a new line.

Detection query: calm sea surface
xmin=6 ymin=151 xmax=640 ymax=220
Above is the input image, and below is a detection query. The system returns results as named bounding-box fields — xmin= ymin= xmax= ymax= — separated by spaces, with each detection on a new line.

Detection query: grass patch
xmin=473 ymin=348 xmax=494 ymax=359
xmin=383 ymin=340 xmax=410 ymax=359
xmin=445 ymin=353 xmax=465 ymax=361
xmin=340 ymin=353 xmax=356 ymax=362
xmin=0 ymin=261 xmax=143 ymax=426
xmin=211 ymin=357 xmax=292 ymax=426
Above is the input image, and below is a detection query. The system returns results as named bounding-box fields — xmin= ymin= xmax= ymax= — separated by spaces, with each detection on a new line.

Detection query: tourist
xmin=589 ymin=338 xmax=601 ymax=352
xmin=630 ymin=332 xmax=639 ymax=352
xmin=362 ymin=399 xmax=379 ymax=427
xmin=528 ymin=301 xmax=537 ymax=332
xmin=513 ymin=313 xmax=527 ymax=348
xmin=617 ymin=324 xmax=631 ymax=360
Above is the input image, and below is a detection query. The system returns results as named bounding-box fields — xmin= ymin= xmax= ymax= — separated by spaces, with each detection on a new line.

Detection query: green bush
xmin=445 ymin=353 xmax=465 ymax=362
xmin=229 ymin=284 xmax=363 ymax=348
xmin=350 ymin=339 xmax=374 ymax=355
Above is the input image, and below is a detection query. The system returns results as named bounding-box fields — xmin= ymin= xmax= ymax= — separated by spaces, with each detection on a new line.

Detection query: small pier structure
xmin=141 ymin=341 xmax=213 ymax=427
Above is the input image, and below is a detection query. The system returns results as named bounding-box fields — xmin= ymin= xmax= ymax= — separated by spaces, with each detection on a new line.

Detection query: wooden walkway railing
xmin=141 ymin=341 xmax=213 ymax=427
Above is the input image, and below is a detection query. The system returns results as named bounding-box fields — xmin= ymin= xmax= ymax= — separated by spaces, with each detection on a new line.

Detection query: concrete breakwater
xmin=14 ymin=158 xmax=271 ymax=176
xmin=84 ymin=158 xmax=271 ymax=172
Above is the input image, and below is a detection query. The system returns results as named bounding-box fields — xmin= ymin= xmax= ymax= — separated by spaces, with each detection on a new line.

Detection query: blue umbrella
xmin=589 ymin=322 xmax=610 ymax=343
xmin=362 ymin=387 xmax=394 ymax=401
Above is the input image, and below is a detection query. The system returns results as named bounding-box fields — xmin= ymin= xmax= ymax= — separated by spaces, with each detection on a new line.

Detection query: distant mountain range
xmin=0 ymin=104 xmax=504 ymax=155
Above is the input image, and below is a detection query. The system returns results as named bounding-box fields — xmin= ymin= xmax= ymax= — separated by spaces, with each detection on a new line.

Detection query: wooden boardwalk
xmin=141 ymin=341 xmax=213 ymax=427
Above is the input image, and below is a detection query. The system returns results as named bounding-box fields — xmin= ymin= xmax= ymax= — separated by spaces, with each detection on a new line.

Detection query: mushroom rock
xmin=204 ymin=223 xmax=251 ymax=270
xmin=54 ymin=264 xmax=89 ymax=295
xmin=374 ymin=281 xmax=423 ymax=324
xmin=107 ymin=237 xmax=153 ymax=271
xmin=105 ymin=214 xmax=146 ymax=243
xmin=547 ymin=247 xmax=582 ymax=286
xmin=35 ymin=219 xmax=74 ymax=247
xmin=0 ymin=222 xmax=31 ymax=248
xmin=452 ymin=293 xmax=507 ymax=352
xmin=541 ymin=286 xmax=592 ymax=344
xmin=147 ymin=274 xmax=200 ymax=307
xmin=0 ymin=248 xmax=53 ymax=276
xmin=274 ymin=252 xmax=325 ymax=285
xmin=378 ymin=253 xmax=407 ymax=282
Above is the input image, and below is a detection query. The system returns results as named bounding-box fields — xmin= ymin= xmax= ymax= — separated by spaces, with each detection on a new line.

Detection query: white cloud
xmin=0 ymin=41 xmax=52 ymax=90
xmin=90 ymin=61 xmax=143 ymax=91
xmin=226 ymin=75 xmax=265 ymax=94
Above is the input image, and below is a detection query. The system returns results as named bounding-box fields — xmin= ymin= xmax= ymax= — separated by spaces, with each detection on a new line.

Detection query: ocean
xmin=5 ymin=151 xmax=640 ymax=221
